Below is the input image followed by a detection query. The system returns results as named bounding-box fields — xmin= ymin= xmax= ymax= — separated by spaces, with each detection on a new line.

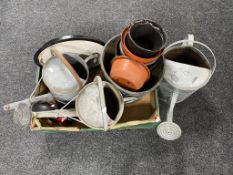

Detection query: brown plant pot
xmin=110 ymin=56 xmax=150 ymax=90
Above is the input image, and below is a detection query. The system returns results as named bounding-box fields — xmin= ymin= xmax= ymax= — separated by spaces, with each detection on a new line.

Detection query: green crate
xmin=31 ymin=66 xmax=160 ymax=132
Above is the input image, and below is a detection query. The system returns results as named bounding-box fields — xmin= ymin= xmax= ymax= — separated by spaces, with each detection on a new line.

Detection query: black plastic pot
xmin=125 ymin=19 xmax=166 ymax=58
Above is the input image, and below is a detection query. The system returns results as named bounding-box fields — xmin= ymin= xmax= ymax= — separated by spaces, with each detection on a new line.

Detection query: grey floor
xmin=0 ymin=0 xmax=232 ymax=174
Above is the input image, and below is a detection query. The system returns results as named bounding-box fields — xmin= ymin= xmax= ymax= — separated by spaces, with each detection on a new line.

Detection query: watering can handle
xmin=50 ymin=47 xmax=83 ymax=88
xmin=164 ymin=36 xmax=216 ymax=76
xmin=181 ymin=34 xmax=194 ymax=46
xmin=95 ymin=76 xmax=109 ymax=131
xmin=84 ymin=53 xmax=100 ymax=64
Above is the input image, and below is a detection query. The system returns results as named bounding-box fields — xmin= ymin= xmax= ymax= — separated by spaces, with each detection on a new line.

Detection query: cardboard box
xmin=30 ymin=67 xmax=160 ymax=132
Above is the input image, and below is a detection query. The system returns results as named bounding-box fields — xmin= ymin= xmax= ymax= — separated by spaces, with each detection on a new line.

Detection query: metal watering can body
xmin=159 ymin=34 xmax=216 ymax=103
xmin=157 ymin=34 xmax=216 ymax=141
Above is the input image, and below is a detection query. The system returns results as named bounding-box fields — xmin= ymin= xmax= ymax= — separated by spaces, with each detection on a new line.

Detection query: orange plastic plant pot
xmin=110 ymin=56 xmax=150 ymax=90
xmin=120 ymin=27 xmax=163 ymax=64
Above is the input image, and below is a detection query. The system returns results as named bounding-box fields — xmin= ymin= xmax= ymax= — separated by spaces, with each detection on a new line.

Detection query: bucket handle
xmin=84 ymin=53 xmax=100 ymax=68
xmin=164 ymin=35 xmax=216 ymax=77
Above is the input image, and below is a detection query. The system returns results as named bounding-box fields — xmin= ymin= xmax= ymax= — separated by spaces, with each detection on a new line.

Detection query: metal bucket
xmin=100 ymin=35 xmax=164 ymax=103
xmin=159 ymin=34 xmax=216 ymax=103
xmin=42 ymin=51 xmax=99 ymax=103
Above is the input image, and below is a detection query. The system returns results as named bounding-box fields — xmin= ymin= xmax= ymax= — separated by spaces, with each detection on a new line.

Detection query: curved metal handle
xmin=84 ymin=53 xmax=100 ymax=65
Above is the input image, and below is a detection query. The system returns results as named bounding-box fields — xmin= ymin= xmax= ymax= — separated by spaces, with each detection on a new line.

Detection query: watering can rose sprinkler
xmin=157 ymin=34 xmax=216 ymax=141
